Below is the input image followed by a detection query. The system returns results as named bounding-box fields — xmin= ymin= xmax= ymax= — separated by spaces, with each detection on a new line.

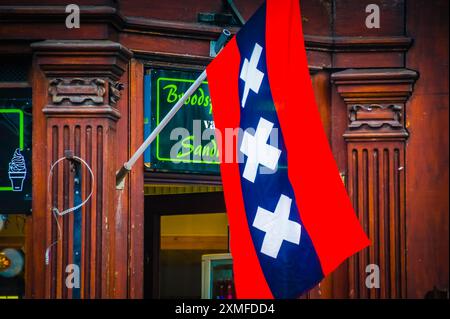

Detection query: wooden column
xmin=26 ymin=40 xmax=134 ymax=298
xmin=332 ymin=69 xmax=418 ymax=298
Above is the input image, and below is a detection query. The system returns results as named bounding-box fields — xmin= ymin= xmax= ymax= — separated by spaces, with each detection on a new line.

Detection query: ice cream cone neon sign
xmin=8 ymin=148 xmax=27 ymax=191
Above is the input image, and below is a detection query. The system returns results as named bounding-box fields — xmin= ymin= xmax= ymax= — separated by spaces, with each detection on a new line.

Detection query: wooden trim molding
xmin=305 ymin=35 xmax=412 ymax=52
xmin=0 ymin=5 xmax=412 ymax=70
xmin=0 ymin=5 xmax=231 ymax=40
xmin=0 ymin=5 xmax=411 ymax=51
xmin=332 ymin=69 xmax=418 ymax=102
xmin=31 ymin=40 xmax=132 ymax=78
xmin=332 ymin=68 xmax=418 ymax=298
xmin=144 ymin=171 xmax=222 ymax=185
xmin=145 ymin=192 xmax=226 ymax=216
xmin=160 ymin=236 xmax=228 ymax=250
xmin=127 ymin=59 xmax=145 ymax=299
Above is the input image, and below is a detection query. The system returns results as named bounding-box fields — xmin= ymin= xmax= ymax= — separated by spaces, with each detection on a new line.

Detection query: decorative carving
xmin=332 ymin=69 xmax=417 ymax=141
xmin=109 ymin=81 xmax=124 ymax=106
xmin=348 ymin=104 xmax=403 ymax=129
xmin=48 ymin=78 xmax=106 ymax=105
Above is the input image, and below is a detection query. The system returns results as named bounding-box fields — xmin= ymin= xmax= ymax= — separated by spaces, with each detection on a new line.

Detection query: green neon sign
xmin=156 ymin=77 xmax=219 ymax=164
xmin=146 ymin=69 xmax=220 ymax=174
xmin=0 ymin=109 xmax=24 ymax=191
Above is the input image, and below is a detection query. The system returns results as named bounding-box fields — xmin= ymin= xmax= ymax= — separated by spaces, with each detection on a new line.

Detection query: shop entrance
xmin=143 ymin=185 xmax=230 ymax=299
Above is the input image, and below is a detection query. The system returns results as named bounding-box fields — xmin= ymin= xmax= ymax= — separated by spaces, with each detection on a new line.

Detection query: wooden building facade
xmin=0 ymin=0 xmax=448 ymax=299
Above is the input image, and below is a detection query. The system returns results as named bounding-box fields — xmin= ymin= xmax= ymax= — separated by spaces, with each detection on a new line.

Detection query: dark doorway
xmin=144 ymin=190 xmax=227 ymax=299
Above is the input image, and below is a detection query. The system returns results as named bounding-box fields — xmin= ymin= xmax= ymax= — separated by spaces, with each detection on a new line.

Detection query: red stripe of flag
xmin=265 ymin=0 xmax=370 ymax=276
xmin=207 ymin=38 xmax=273 ymax=298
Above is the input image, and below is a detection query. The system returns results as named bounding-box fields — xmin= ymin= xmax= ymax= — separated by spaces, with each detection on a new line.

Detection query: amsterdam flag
xmin=206 ymin=0 xmax=370 ymax=298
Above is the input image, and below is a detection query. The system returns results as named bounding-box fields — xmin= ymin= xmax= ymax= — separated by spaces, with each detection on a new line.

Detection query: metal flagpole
xmin=116 ymin=70 xmax=206 ymax=188
xmin=116 ymin=30 xmax=231 ymax=189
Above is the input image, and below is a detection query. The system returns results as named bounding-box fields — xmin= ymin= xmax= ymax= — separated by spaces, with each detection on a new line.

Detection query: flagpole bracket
xmin=116 ymin=164 xmax=130 ymax=190
xmin=210 ymin=29 xmax=232 ymax=57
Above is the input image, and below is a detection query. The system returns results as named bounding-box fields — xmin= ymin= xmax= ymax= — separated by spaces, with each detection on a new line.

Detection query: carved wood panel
xmin=332 ymin=68 xmax=417 ymax=298
xmin=45 ymin=120 xmax=116 ymax=298
xmin=28 ymin=40 xmax=132 ymax=298
xmin=347 ymin=141 xmax=406 ymax=298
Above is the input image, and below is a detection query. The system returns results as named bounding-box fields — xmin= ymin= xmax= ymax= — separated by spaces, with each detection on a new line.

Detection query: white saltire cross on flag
xmin=240 ymin=43 xmax=264 ymax=108
xmin=253 ymin=194 xmax=302 ymax=259
xmin=240 ymin=117 xmax=281 ymax=183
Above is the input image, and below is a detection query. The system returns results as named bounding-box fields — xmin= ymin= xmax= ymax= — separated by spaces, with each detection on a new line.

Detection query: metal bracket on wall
xmin=197 ymin=0 xmax=245 ymax=27
xmin=198 ymin=12 xmax=236 ymax=25
xmin=225 ymin=0 xmax=245 ymax=26
xmin=198 ymin=0 xmax=245 ymax=57
xmin=210 ymin=29 xmax=232 ymax=57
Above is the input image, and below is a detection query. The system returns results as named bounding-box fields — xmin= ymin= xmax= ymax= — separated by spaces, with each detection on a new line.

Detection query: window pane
xmin=159 ymin=213 xmax=229 ymax=299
